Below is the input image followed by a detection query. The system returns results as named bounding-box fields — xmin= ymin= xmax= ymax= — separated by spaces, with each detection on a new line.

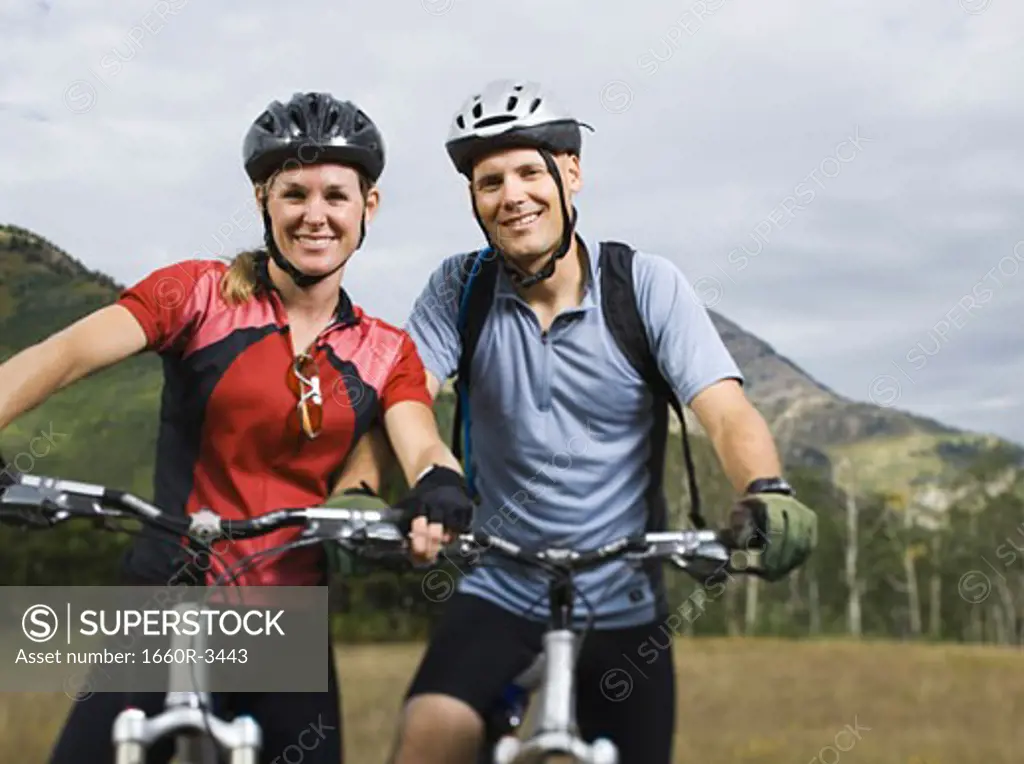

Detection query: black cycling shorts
xmin=405 ymin=592 xmax=676 ymax=764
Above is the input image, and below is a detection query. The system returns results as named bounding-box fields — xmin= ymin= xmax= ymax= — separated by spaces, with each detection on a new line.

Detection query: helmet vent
xmin=472 ymin=102 xmax=483 ymax=119
xmin=456 ymin=115 xmax=465 ymax=129
xmin=529 ymin=98 xmax=542 ymax=113
xmin=506 ymin=96 xmax=518 ymax=111
xmin=244 ymin=93 xmax=386 ymax=184
xmin=475 ymin=115 xmax=517 ymax=128
xmin=326 ymin=103 xmax=340 ymax=128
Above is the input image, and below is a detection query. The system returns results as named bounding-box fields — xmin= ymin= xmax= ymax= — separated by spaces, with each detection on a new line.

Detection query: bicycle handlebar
xmin=0 ymin=471 xmax=408 ymax=552
xmin=0 ymin=468 xmax=758 ymax=580
xmin=446 ymin=525 xmax=746 ymax=579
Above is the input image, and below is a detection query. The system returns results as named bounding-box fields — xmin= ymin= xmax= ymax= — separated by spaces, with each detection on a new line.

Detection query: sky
xmin=1 ymin=0 xmax=1021 ymax=446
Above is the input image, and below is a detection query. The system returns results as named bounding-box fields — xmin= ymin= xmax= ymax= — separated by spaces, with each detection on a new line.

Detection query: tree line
xmin=3 ymin=430 xmax=1020 ymax=647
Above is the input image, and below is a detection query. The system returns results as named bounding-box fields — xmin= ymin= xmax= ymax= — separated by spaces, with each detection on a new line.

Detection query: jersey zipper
xmin=538 ymin=329 xmax=552 ymax=412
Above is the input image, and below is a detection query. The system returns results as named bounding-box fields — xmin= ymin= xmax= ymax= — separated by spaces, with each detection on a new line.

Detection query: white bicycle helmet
xmin=445 ymin=79 xmax=589 ymax=178
xmin=445 ymin=79 xmax=593 ymax=288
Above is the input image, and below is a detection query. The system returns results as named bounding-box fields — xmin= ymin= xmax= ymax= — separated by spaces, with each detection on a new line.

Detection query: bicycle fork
xmin=110 ymin=602 xmax=262 ymax=764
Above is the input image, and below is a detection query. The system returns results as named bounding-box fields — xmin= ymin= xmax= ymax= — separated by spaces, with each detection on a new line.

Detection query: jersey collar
xmin=253 ymin=252 xmax=360 ymax=328
xmin=493 ymin=233 xmax=599 ymax=310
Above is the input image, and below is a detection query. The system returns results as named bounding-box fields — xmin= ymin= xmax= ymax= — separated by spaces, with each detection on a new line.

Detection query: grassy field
xmin=2 ymin=636 xmax=1022 ymax=763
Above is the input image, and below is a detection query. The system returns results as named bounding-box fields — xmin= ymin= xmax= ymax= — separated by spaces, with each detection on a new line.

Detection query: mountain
xmin=1 ymin=223 xmax=1020 ymax=511
xmin=702 ymin=312 xmax=1019 ymax=503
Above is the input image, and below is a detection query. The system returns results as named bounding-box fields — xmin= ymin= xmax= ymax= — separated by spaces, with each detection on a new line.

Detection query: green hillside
xmin=0 ymin=225 xmax=162 ymax=496
xmin=0 ymin=226 xmax=167 ymax=584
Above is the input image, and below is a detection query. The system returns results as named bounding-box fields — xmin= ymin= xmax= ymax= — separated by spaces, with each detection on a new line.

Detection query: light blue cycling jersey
xmin=404 ymin=235 xmax=744 ymax=629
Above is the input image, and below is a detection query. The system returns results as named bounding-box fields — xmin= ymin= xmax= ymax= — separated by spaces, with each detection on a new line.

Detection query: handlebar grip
xmin=303 ymin=505 xmax=410 ymax=531
xmin=377 ymin=508 xmax=407 ymax=526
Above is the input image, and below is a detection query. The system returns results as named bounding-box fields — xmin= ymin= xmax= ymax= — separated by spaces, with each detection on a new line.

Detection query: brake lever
xmin=671 ymin=546 xmax=765 ymax=585
xmin=314 ymin=520 xmax=409 ymax=561
xmin=0 ymin=484 xmax=61 ymax=529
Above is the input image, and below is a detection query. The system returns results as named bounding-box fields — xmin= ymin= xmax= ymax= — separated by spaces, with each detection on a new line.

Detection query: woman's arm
xmin=0 ymin=305 xmax=149 ymax=431
xmin=327 ymin=422 xmax=395 ymax=497
xmin=381 ymin=400 xmax=470 ymax=563
xmin=381 ymin=400 xmax=463 ymax=487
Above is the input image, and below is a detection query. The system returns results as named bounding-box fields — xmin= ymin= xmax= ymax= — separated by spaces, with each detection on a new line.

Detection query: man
xmin=386 ymin=79 xmax=818 ymax=764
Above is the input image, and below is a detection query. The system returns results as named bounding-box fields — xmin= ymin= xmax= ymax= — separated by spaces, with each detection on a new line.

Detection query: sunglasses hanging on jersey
xmin=285 ymin=351 xmax=323 ymax=440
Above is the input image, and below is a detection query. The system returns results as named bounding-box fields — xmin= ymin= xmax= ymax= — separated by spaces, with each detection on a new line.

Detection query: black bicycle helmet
xmin=243 ymin=92 xmax=386 ymax=185
xmin=242 ymin=92 xmax=386 ymax=289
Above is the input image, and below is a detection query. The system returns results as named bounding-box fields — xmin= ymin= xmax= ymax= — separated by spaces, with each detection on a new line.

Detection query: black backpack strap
xmin=452 ymin=249 xmax=500 ymax=499
xmin=598 ymin=241 xmax=705 ymax=530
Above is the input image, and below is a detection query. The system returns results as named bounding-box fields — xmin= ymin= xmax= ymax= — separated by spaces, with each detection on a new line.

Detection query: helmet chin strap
xmin=260 ymin=199 xmax=368 ymax=289
xmin=471 ymin=148 xmax=577 ymax=290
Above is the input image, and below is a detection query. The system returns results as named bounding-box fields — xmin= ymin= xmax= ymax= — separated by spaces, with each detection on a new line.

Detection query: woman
xmin=0 ymin=91 xmax=474 ymax=763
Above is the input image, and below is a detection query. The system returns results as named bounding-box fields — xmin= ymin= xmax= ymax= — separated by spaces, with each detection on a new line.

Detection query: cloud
xmin=1 ymin=0 xmax=1021 ymax=445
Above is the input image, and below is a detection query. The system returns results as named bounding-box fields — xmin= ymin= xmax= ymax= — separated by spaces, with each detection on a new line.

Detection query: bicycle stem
xmin=534 ymin=571 xmax=580 ymax=734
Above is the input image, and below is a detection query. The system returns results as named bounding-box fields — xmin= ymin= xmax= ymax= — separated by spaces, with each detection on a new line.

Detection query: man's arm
xmin=634 ymin=251 xmax=783 ymax=495
xmin=403 ymin=254 xmax=465 ymax=403
xmin=330 ymin=247 xmax=462 ymax=501
xmin=423 ymin=370 xmax=443 ymax=401
xmin=689 ymin=378 xmax=783 ymax=493
xmin=632 ymin=252 xmax=815 ymax=578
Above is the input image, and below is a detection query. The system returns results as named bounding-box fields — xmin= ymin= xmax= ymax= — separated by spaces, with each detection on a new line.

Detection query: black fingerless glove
xmin=394 ymin=465 xmax=474 ymax=535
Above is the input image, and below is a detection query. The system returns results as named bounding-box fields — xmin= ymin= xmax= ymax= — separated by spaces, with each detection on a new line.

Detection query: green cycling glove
xmin=728 ymin=479 xmax=818 ymax=582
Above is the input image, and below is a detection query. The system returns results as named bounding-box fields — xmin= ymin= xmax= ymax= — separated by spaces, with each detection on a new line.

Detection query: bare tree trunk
xmin=724 ymin=580 xmax=741 ymax=636
xmin=903 ymin=549 xmax=922 ymax=637
xmin=842 ymin=460 xmax=862 ymax=638
xmin=902 ymin=510 xmax=922 ymax=638
xmin=744 ymin=577 xmax=759 ymax=635
xmin=929 ymin=534 xmax=942 ymax=639
xmin=786 ymin=569 xmax=803 ymax=617
xmin=996 ymin=578 xmax=1016 ymax=645
xmin=808 ymin=571 xmax=821 ymax=636
xmin=990 ymin=605 xmax=1007 ymax=644
xmin=1018 ymin=572 xmax=1024 ymax=646
xmin=968 ymin=606 xmax=983 ymax=643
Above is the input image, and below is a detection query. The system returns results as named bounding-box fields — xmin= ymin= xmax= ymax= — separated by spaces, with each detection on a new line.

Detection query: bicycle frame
xmin=474 ymin=529 xmax=741 ymax=764
xmin=111 ymin=599 xmax=261 ymax=764
xmin=486 ymin=572 xmax=618 ymax=764
xmin=1 ymin=469 xmax=746 ymax=764
xmin=0 ymin=474 xmax=408 ymax=764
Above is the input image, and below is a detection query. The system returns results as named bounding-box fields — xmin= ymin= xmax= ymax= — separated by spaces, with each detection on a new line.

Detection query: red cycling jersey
xmin=115 ymin=256 xmax=430 ymax=587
